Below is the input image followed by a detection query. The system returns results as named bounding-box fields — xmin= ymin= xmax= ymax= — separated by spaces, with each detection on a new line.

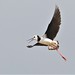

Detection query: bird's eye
xmin=33 ymin=36 xmax=35 ymax=38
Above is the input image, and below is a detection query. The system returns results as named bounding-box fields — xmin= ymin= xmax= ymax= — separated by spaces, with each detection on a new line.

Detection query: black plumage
xmin=44 ymin=6 xmax=61 ymax=40
xmin=27 ymin=5 xmax=61 ymax=48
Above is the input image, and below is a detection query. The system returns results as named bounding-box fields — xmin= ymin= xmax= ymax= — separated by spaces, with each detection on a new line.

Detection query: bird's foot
xmin=56 ymin=49 xmax=67 ymax=61
xmin=48 ymin=46 xmax=55 ymax=50
xmin=48 ymin=45 xmax=59 ymax=50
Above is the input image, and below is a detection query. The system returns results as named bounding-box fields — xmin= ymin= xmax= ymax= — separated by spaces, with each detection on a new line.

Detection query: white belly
xmin=39 ymin=38 xmax=52 ymax=45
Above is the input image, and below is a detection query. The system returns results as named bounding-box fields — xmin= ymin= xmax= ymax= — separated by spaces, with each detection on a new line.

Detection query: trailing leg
xmin=56 ymin=49 xmax=67 ymax=61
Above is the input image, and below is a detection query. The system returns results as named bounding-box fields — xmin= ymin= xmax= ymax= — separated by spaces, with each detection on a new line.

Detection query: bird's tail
xmin=56 ymin=49 xmax=67 ymax=61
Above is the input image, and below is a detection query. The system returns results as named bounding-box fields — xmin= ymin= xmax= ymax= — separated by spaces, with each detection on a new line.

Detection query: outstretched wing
xmin=27 ymin=43 xmax=47 ymax=48
xmin=44 ymin=5 xmax=61 ymax=40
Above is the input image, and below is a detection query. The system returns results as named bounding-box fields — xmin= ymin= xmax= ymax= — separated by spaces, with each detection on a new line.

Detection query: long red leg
xmin=56 ymin=49 xmax=67 ymax=61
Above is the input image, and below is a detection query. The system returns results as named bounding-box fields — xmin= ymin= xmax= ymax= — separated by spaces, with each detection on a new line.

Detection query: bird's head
xmin=27 ymin=35 xmax=41 ymax=43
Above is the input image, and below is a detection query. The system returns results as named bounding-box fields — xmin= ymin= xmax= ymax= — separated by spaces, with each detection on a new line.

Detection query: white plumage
xmin=27 ymin=5 xmax=67 ymax=61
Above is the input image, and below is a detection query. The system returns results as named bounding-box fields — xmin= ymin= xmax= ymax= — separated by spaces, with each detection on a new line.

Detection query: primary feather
xmin=44 ymin=5 xmax=61 ymax=40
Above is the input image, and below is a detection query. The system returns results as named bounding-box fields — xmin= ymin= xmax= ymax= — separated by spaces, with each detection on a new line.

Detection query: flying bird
xmin=27 ymin=5 xmax=67 ymax=61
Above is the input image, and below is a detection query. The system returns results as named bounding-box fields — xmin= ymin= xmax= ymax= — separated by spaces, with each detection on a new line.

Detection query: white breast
xmin=39 ymin=38 xmax=52 ymax=45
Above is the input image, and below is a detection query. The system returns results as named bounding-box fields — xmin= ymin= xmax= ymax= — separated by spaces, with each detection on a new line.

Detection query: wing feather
xmin=44 ymin=5 xmax=61 ymax=40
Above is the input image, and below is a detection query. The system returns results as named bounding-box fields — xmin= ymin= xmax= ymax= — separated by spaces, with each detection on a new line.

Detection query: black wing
xmin=44 ymin=5 xmax=61 ymax=40
xmin=27 ymin=43 xmax=47 ymax=48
